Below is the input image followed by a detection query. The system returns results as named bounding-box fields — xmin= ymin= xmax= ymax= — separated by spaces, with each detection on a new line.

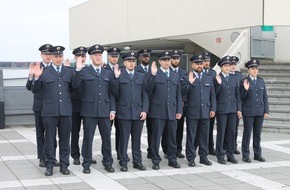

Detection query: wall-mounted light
xmin=123 ymin=46 xmax=131 ymax=50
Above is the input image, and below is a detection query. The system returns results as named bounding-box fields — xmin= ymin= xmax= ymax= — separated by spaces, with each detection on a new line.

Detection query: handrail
xmin=213 ymin=29 xmax=250 ymax=73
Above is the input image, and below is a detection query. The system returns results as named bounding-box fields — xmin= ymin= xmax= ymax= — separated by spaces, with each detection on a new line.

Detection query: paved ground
xmin=0 ymin=125 xmax=290 ymax=190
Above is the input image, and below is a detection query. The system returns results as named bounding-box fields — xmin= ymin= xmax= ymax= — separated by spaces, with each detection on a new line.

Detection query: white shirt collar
xmin=160 ymin=67 xmax=169 ymax=74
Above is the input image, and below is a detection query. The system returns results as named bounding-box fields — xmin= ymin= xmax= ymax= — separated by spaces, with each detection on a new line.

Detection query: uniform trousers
xmin=242 ymin=116 xmax=264 ymax=159
xmin=216 ymin=113 xmax=236 ymax=160
xmin=186 ymin=119 xmax=209 ymax=161
xmin=42 ymin=116 xmax=71 ymax=169
xmin=118 ymin=119 xmax=144 ymax=166
xmin=82 ymin=117 xmax=113 ymax=168
xmin=71 ymin=112 xmax=82 ymax=159
xmin=151 ymin=119 xmax=177 ymax=165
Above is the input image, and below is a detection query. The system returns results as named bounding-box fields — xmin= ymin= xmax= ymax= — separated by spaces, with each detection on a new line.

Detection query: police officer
xmin=70 ymin=47 xmax=98 ymax=165
xmin=240 ymin=59 xmax=269 ymax=163
xmin=32 ymin=46 xmax=74 ymax=176
xmin=182 ymin=54 xmax=216 ymax=167
xmin=214 ymin=56 xmax=241 ymax=164
xmin=26 ymin=44 xmax=59 ymax=168
xmin=136 ymin=49 xmax=153 ymax=159
xmin=147 ymin=51 xmax=183 ymax=170
xmin=202 ymin=52 xmax=217 ymax=156
xmin=73 ymin=44 xmax=115 ymax=173
xmin=104 ymin=47 xmax=122 ymax=160
xmin=161 ymin=50 xmax=187 ymax=159
xmin=230 ymin=56 xmax=243 ymax=154
xmin=111 ymin=52 xmax=149 ymax=172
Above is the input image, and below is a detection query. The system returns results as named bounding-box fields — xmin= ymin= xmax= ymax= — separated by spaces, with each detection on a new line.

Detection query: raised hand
xmin=188 ymin=71 xmax=196 ymax=84
xmin=243 ymin=79 xmax=250 ymax=90
xmin=216 ymin=73 xmax=222 ymax=84
xmin=28 ymin=62 xmax=35 ymax=79
xmin=114 ymin=64 xmax=121 ymax=78
xmin=76 ymin=56 xmax=85 ymax=71
xmin=151 ymin=61 xmax=158 ymax=75
xmin=34 ymin=62 xmax=43 ymax=79
xmin=64 ymin=58 xmax=70 ymax=67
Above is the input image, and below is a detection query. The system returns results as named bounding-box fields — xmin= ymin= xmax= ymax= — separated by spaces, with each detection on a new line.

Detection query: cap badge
xmin=46 ymin=45 xmax=50 ymax=48
xmin=95 ymin=45 xmax=99 ymax=49
xmin=131 ymin=52 xmax=134 ymax=55
xmin=253 ymin=60 xmax=256 ymax=63
xmin=165 ymin=52 xmax=169 ymax=55
xmin=80 ymin=47 xmax=84 ymax=50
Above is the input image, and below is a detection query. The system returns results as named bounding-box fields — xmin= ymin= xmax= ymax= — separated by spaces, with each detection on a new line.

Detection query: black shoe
xmin=227 ymin=157 xmax=238 ymax=164
xmin=209 ymin=149 xmax=216 ymax=156
xmin=133 ymin=163 xmax=147 ymax=171
xmin=39 ymin=159 xmax=45 ymax=167
xmin=200 ymin=158 xmax=212 ymax=166
xmin=105 ymin=166 xmax=115 ymax=173
xmin=168 ymin=161 xmax=181 ymax=168
xmin=164 ymin=154 xmax=168 ymax=159
xmin=73 ymin=158 xmax=80 ymax=165
xmin=60 ymin=168 xmax=70 ymax=175
xmin=152 ymin=164 xmax=160 ymax=170
xmin=147 ymin=153 xmax=152 ymax=159
xmin=234 ymin=149 xmax=240 ymax=155
xmin=217 ymin=159 xmax=226 ymax=164
xmin=44 ymin=168 xmax=53 ymax=176
xmin=120 ymin=166 xmax=128 ymax=172
xmin=54 ymin=160 xmax=60 ymax=167
xmin=176 ymin=152 xmax=185 ymax=158
xmin=188 ymin=160 xmax=195 ymax=167
xmin=83 ymin=167 xmax=91 ymax=174
xmin=91 ymin=159 xmax=97 ymax=164
xmin=254 ymin=156 xmax=265 ymax=162
xmin=242 ymin=157 xmax=251 ymax=163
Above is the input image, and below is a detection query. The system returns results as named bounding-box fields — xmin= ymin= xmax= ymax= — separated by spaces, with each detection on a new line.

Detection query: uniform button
xmin=201 ymin=90 xmax=203 ymax=92
xmin=99 ymin=86 xmax=101 ymax=87
xmin=202 ymin=104 xmax=203 ymax=106
xmin=228 ymin=86 xmax=230 ymax=87
xmin=99 ymin=93 xmax=101 ymax=95
xmin=256 ymin=89 xmax=258 ymax=91
xmin=59 ymin=85 xmax=61 ymax=87
xmin=257 ymin=99 xmax=258 ymax=101
xmin=228 ymin=91 xmax=230 ymax=93
xmin=60 ymin=100 xmax=62 ymax=102
xmin=229 ymin=96 xmax=231 ymax=98
xmin=132 ymin=97 xmax=134 ymax=98
xmin=59 ymin=92 xmax=61 ymax=94
xmin=99 ymin=101 xmax=101 ymax=102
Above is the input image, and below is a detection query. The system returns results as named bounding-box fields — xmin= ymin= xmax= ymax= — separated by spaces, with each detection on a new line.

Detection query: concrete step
xmin=269 ymin=108 xmax=290 ymax=117
xmin=258 ymin=68 xmax=290 ymax=74
xmin=269 ymin=101 xmax=290 ymax=109
xmin=263 ymin=116 xmax=290 ymax=126
xmin=267 ymin=86 xmax=290 ymax=95
xmin=260 ymin=62 xmax=290 ymax=69
xmin=259 ymin=73 xmax=290 ymax=80
xmin=264 ymin=80 xmax=290 ymax=87
xmin=268 ymin=94 xmax=290 ymax=102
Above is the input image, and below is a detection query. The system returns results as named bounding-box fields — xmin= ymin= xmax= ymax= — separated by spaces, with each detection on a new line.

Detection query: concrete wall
xmin=274 ymin=27 xmax=290 ymax=62
xmin=69 ymin=0 xmax=263 ymax=48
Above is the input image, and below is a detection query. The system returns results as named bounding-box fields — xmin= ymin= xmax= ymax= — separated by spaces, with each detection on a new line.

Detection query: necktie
xmin=96 ymin=68 xmax=100 ymax=76
xmin=56 ymin=66 xmax=60 ymax=74
xmin=225 ymin=75 xmax=229 ymax=82
xmin=129 ymin=73 xmax=134 ymax=79
xmin=112 ymin=66 xmax=115 ymax=71
xmin=174 ymin=69 xmax=178 ymax=73
xmin=198 ymin=73 xmax=201 ymax=80
xmin=144 ymin=67 xmax=147 ymax=73
xmin=253 ymin=79 xmax=256 ymax=85
xmin=165 ymin=71 xmax=169 ymax=78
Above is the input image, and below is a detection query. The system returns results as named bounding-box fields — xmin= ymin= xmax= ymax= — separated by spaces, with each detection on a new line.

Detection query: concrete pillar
xmin=0 ymin=70 xmax=5 ymax=129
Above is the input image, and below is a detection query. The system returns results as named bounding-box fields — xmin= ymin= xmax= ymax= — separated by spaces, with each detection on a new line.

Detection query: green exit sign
xmin=262 ymin=25 xmax=274 ymax=32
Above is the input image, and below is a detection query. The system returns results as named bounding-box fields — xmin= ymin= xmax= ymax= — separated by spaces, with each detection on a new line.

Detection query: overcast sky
xmin=0 ymin=0 xmax=88 ymax=62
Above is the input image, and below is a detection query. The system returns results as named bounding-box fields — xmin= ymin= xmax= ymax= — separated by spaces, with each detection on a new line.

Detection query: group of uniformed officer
xmin=27 ymin=43 xmax=269 ymax=176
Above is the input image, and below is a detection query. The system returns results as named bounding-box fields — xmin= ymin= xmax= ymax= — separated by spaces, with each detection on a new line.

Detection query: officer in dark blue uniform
xmin=161 ymin=50 xmax=187 ymax=159
xmin=240 ymin=59 xmax=269 ymax=163
xmin=104 ymin=47 xmax=122 ymax=160
xmin=111 ymin=52 xmax=149 ymax=172
xmin=136 ymin=49 xmax=153 ymax=159
xmin=182 ymin=54 xmax=216 ymax=167
xmin=32 ymin=46 xmax=74 ymax=176
xmin=26 ymin=44 xmax=59 ymax=167
xmin=202 ymin=52 xmax=217 ymax=156
xmin=214 ymin=56 xmax=241 ymax=164
xmin=72 ymin=44 xmax=115 ymax=173
xmin=147 ymin=51 xmax=183 ymax=170
xmin=230 ymin=56 xmax=243 ymax=154
xmin=70 ymin=46 xmax=97 ymax=165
